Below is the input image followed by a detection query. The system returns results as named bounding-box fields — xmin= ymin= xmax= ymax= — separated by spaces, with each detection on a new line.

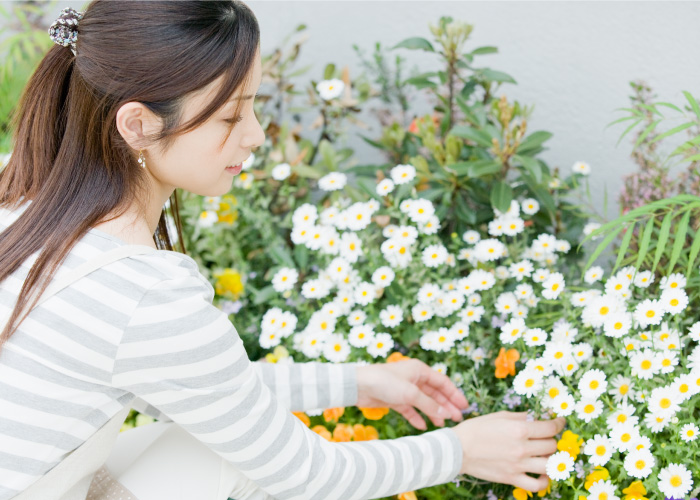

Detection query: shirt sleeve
xmin=111 ymin=271 xmax=463 ymax=500
xmin=251 ymin=361 xmax=358 ymax=412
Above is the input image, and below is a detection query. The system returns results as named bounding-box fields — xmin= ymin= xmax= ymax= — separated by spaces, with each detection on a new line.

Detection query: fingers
xmin=511 ymin=474 xmax=550 ymax=493
xmin=419 ymin=364 xmax=469 ymax=411
xmin=524 ymin=438 xmax=558 ymax=458
xmin=518 ymin=457 xmax=549 ymax=476
xmin=406 ymin=385 xmax=445 ymax=427
xmin=420 ymin=383 xmax=464 ymax=422
xmin=526 ymin=417 xmax=566 ymax=439
xmin=395 ymin=405 xmax=428 ymax=431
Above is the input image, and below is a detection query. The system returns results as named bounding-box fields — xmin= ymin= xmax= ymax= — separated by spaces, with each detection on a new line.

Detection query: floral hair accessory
xmin=48 ymin=7 xmax=84 ymax=56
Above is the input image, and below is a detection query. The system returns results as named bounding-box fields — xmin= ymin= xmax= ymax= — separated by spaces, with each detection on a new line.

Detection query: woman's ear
xmin=115 ymin=102 xmax=160 ymax=151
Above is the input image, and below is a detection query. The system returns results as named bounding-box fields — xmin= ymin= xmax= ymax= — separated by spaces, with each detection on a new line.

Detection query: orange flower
xmin=513 ymin=488 xmax=532 ymax=500
xmin=311 ymin=425 xmax=332 ymax=441
xmin=333 ymin=423 xmax=354 ymax=442
xmin=495 ymin=347 xmax=520 ymax=378
xmin=397 ymin=491 xmax=417 ymax=500
xmin=387 ymin=351 xmax=409 ymax=363
xmin=323 ymin=407 xmax=345 ymax=423
xmin=352 ymin=424 xmax=379 ymax=441
xmin=359 ymin=407 xmax=390 ymax=420
xmin=292 ymin=412 xmax=310 ymax=427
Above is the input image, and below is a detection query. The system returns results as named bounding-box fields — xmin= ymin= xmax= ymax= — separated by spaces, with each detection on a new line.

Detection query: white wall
xmin=248 ymin=0 xmax=700 ymax=220
xmin=33 ymin=0 xmax=700 ymax=219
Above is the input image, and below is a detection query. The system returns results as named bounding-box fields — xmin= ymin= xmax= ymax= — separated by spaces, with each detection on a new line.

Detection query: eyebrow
xmin=233 ymin=93 xmax=258 ymax=101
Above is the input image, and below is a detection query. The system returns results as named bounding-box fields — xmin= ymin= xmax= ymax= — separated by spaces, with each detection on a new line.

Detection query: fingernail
xmin=438 ymin=406 xmax=445 ymax=416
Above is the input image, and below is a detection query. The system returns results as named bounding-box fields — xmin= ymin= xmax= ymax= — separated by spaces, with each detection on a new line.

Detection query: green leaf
xmin=685 ymin=153 xmax=700 ymax=163
xmin=633 ymin=119 xmax=662 ymax=149
xmin=686 ymin=227 xmax=700 ymax=278
xmin=449 ymin=159 xmax=501 ymax=178
xmin=683 ymin=91 xmax=700 ymax=119
xmin=318 ymin=140 xmax=337 ymax=170
xmin=668 ymin=210 xmax=691 ymax=273
xmin=613 ymin=221 xmax=636 ymax=274
xmin=269 ymin=245 xmax=295 ymax=268
xmin=516 ymin=131 xmax=553 ymax=154
xmin=475 ymin=68 xmax=516 ymax=84
xmin=391 ymin=37 xmax=435 ymax=52
xmin=449 ymin=125 xmax=493 ymax=148
xmin=654 ymin=101 xmax=682 ymax=113
xmin=356 ymin=176 xmax=379 ymax=199
xmin=605 ymin=115 xmax=641 ymax=130
xmin=584 ymin=226 xmax=624 ymax=273
xmin=512 ymin=154 xmax=542 ymax=182
xmin=252 ymin=285 xmax=278 ymax=305
xmin=635 ymin=217 xmax=656 ymax=272
xmin=294 ymin=243 xmax=309 ymax=270
xmin=651 ymin=211 xmax=672 ymax=274
xmin=404 ymin=76 xmax=437 ymax=90
xmin=323 ymin=63 xmax=336 ymax=80
xmin=490 ymin=181 xmax=513 ymax=213
xmin=616 ymin=118 xmax=643 ymax=146
xmin=469 ymin=46 xmax=498 ymax=55
xmin=293 ymin=164 xmax=321 ymax=179
xmin=649 ymin=121 xmax=696 ymax=145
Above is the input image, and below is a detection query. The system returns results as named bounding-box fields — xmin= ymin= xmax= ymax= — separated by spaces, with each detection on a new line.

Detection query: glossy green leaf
xmin=654 ymin=101 xmax=682 ymax=113
xmin=323 ymin=63 xmax=336 ymax=80
xmin=292 ymin=164 xmax=321 ymax=179
xmin=252 ymin=285 xmax=277 ymax=305
xmin=513 ymin=154 xmax=542 ymax=183
xmin=490 ymin=181 xmax=513 ymax=213
xmin=391 ymin=37 xmax=435 ymax=52
xmin=476 ymin=68 xmax=516 ymax=84
xmin=649 ymin=121 xmax=696 ymax=144
xmin=516 ymin=131 xmax=553 ymax=154
xmin=470 ymin=46 xmax=498 ymax=55
xmin=449 ymin=125 xmax=493 ymax=148
xmin=449 ymin=160 xmax=501 ymax=178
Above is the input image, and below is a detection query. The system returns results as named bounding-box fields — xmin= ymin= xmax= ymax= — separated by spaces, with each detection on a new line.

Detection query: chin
xmin=191 ymin=180 xmax=234 ymax=198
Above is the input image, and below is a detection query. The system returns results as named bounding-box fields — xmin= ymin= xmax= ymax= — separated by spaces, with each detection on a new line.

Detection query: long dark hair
xmin=0 ymin=0 xmax=260 ymax=348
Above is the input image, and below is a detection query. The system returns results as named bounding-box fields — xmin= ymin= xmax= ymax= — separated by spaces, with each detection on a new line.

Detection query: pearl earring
xmin=138 ymin=150 xmax=146 ymax=169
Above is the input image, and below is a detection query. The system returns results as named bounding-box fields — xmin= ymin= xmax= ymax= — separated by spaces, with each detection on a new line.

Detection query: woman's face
xmin=146 ymin=47 xmax=265 ymax=197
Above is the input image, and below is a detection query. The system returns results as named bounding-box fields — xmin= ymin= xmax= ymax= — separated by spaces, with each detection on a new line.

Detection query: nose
xmin=242 ymin=112 xmax=266 ymax=150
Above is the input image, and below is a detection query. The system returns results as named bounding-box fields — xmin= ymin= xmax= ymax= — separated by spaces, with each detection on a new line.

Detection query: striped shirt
xmin=0 ymin=201 xmax=463 ymax=500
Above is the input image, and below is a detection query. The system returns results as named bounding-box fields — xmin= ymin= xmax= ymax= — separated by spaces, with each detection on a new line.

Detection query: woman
xmin=0 ymin=1 xmax=564 ymax=499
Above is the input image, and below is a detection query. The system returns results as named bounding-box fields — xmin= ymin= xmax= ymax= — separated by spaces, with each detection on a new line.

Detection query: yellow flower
xmin=217 ymin=195 xmax=239 ymax=225
xmin=557 ymin=430 xmax=584 ymax=459
xmin=513 ymin=487 xmax=533 ymax=500
xmin=397 ymin=492 xmax=417 ymax=500
xmin=265 ymin=346 xmax=290 ymax=364
xmin=359 ymin=407 xmax=390 ymax=420
xmin=292 ymin=412 xmax=310 ymax=427
xmin=214 ymin=268 xmax=244 ymax=298
xmin=537 ymin=481 xmax=552 ymax=497
xmin=584 ymin=467 xmax=610 ymax=490
xmin=323 ymin=407 xmax=345 ymax=423
xmin=622 ymin=481 xmax=648 ymax=500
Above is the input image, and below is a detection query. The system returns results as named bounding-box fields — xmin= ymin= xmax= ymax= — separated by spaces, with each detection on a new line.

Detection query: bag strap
xmin=36 ymin=244 xmax=157 ymax=308
xmin=15 ymin=243 xmax=157 ymax=500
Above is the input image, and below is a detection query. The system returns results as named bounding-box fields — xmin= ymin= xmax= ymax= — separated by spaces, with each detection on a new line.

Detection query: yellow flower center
xmin=670 ymin=475 xmax=682 ymax=488
xmin=596 ymin=446 xmax=606 ymax=456
xmin=641 ymin=360 xmax=652 ymax=370
xmin=584 ymin=404 xmax=595 ymax=414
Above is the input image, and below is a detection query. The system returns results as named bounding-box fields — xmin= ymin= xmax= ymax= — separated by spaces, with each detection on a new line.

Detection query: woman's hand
xmin=355 ymin=358 xmax=469 ymax=430
xmin=452 ymin=411 xmax=566 ymax=492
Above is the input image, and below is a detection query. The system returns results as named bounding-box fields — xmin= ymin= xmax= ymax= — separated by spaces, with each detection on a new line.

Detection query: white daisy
xmin=422 ymin=244 xmax=448 ymax=268
xmin=660 ymin=288 xmax=689 ymax=315
xmin=318 ymin=171 xmax=347 ymax=191
xmin=418 ymin=215 xmax=441 ymax=235
xmin=376 ymin=178 xmax=395 ymax=196
xmin=459 ymin=305 xmax=484 ymax=324
xmin=495 ymin=292 xmax=518 ymax=315
xmin=513 ymin=369 xmax=544 ymax=398
xmin=571 ymin=161 xmax=592 ymax=175
xmin=660 ymin=273 xmax=686 ymax=291
xmin=411 ymin=303 xmax=434 ymax=323
xmin=647 ymin=386 xmax=681 ymax=419
xmin=339 ymin=232 xmax=363 ymax=263
xmin=417 ymin=283 xmax=441 ymax=303
xmin=348 ymin=324 xmax=375 ymax=348
xmin=474 ymin=239 xmax=506 ymax=262
xmin=584 ymin=266 xmax=604 ymax=284
xmin=521 ymin=198 xmax=539 ymax=215
xmin=524 ymin=328 xmax=548 ymax=347
xmin=508 ymin=260 xmax=534 ymax=281
xmin=390 ymin=163 xmax=416 ymax=185
xmin=551 ymin=321 xmax=578 ymax=343
xmin=344 ymin=202 xmax=373 ymax=231
xmin=450 ymin=321 xmax=470 ymax=341
xmin=644 ymin=412 xmax=670 ymax=433
xmin=688 ymin=321 xmax=700 ymax=342
xmin=572 ymin=342 xmax=593 ymax=363
xmin=603 ymin=313 xmax=632 ymax=339
xmin=541 ymin=272 xmax=565 ymax=300
xmin=532 ymin=268 xmax=550 ymax=283
xmin=366 ymin=332 xmax=394 ymax=358
xmin=241 ymin=152 xmax=255 ymax=170
xmin=407 ymin=198 xmax=435 ymax=224
xmin=551 ymin=393 xmax=575 ymax=416
xmin=587 ymin=480 xmax=618 ymax=500
xmin=633 ymin=270 xmax=654 ymax=288
xmin=629 ymin=349 xmax=660 ymax=380
xmin=462 ymin=230 xmax=480 ymax=244
xmin=197 ymin=210 xmax=217 ymax=228
xmin=371 ymin=266 xmax=395 ymax=287
xmin=606 ymin=402 xmax=638 ymax=428
xmin=272 ymin=267 xmax=299 ymax=293
xmin=576 ymin=398 xmax=603 ymax=423
xmin=633 ymin=299 xmax=664 ymax=328
xmin=578 ymin=369 xmax=608 ymax=399
xmin=323 ymin=334 xmax=351 ymax=362
xmin=657 ymin=464 xmax=693 ymax=500
xmin=499 ymin=317 xmax=526 ymax=345
xmin=680 ymin=423 xmax=699 ymax=442
xmin=271 ymin=162 xmax=291 ymax=181
xmin=379 ymin=305 xmax=403 ymax=328
xmin=470 ymin=269 xmax=496 ymax=291
xmin=609 ymin=422 xmax=641 ymax=453
xmin=545 ymin=451 xmax=574 ymax=481
xmin=354 ymin=282 xmax=377 ymax=306
xmin=583 ymin=434 xmax=613 ymax=467
xmin=316 ymin=78 xmax=344 ymax=100
xmin=320 ymin=206 xmax=340 ymax=226
xmin=514 ymin=283 xmax=534 ymax=300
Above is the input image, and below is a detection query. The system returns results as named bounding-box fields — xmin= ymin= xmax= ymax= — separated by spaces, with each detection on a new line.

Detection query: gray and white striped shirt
xmin=0 ymin=201 xmax=462 ymax=499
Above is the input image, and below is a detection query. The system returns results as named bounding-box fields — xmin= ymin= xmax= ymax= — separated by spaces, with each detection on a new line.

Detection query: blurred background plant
xmin=0 ymin=0 xmax=54 ymax=153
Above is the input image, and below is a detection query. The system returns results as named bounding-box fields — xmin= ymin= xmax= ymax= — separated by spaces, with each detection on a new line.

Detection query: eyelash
xmin=225 ymin=93 xmax=260 ymax=124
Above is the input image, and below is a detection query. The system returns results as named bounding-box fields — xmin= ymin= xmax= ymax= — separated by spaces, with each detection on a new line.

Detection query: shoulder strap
xmin=36 ymin=245 xmax=157 ymax=308
xmin=15 ymin=244 xmax=157 ymax=500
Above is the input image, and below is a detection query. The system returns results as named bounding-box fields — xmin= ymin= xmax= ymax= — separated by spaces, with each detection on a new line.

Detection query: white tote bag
xmin=12 ymin=245 xmax=272 ymax=500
